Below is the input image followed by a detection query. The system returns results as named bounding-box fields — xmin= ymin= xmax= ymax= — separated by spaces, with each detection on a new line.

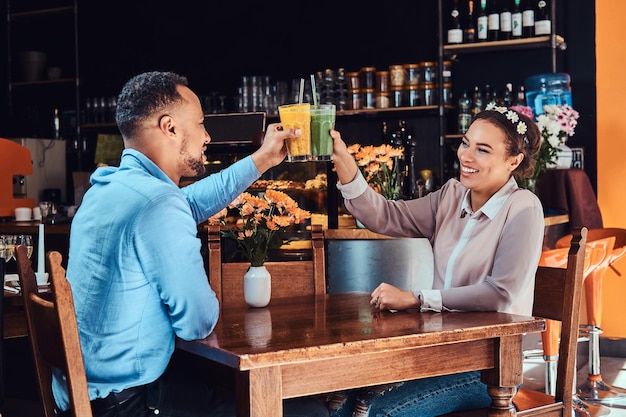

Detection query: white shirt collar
xmin=460 ymin=176 xmax=519 ymax=219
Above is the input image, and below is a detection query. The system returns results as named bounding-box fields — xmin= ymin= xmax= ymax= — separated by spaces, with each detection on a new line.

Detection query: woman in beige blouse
xmin=326 ymin=104 xmax=544 ymax=417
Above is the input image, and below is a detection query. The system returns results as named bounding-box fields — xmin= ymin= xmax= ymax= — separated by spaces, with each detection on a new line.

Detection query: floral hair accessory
xmin=485 ymin=102 xmax=528 ymax=136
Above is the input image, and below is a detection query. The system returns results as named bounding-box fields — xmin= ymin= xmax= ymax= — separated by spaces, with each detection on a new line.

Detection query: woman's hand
xmin=371 ymin=282 xmax=421 ymax=311
xmin=330 ymin=129 xmax=359 ymax=185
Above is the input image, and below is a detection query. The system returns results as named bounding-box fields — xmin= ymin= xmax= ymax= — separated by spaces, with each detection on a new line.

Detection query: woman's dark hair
xmin=474 ymin=108 xmax=541 ymax=179
xmin=115 ymin=71 xmax=189 ymax=139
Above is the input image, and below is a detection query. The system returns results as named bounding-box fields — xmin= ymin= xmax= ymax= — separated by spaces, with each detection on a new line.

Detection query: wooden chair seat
xmin=437 ymin=227 xmax=588 ymax=417
xmin=15 ymin=245 xmax=92 ymax=417
xmin=207 ymin=223 xmax=326 ymax=307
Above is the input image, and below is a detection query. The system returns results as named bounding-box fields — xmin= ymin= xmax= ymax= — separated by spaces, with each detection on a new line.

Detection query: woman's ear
xmin=510 ymin=153 xmax=524 ymax=171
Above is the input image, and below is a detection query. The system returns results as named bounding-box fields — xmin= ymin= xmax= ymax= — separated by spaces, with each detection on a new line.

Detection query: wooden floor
xmin=2 ymin=336 xmax=626 ymax=417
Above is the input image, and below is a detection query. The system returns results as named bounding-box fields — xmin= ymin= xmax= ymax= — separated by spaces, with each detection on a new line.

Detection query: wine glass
xmin=15 ymin=235 xmax=33 ymax=259
xmin=39 ymin=201 xmax=52 ymax=223
xmin=0 ymin=235 xmax=8 ymax=261
xmin=3 ymin=235 xmax=16 ymax=262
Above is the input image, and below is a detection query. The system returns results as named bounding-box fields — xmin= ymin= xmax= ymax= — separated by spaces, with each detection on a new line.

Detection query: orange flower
xmin=209 ymin=189 xmax=311 ymax=266
xmin=350 ymin=143 xmax=405 ymax=200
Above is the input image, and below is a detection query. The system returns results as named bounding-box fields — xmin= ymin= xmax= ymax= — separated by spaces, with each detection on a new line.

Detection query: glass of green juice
xmin=310 ymin=104 xmax=336 ymax=161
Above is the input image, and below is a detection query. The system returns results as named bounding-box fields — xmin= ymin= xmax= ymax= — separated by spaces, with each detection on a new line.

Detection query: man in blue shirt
xmin=56 ymin=71 xmax=328 ymax=417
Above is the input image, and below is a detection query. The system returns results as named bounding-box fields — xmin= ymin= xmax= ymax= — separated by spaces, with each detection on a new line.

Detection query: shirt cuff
xmin=336 ymin=172 xmax=369 ymax=200
xmin=417 ymin=289 xmax=442 ymax=312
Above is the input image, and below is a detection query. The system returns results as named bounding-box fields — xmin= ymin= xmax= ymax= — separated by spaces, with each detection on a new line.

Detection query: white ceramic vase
xmin=555 ymin=143 xmax=573 ymax=169
xmin=243 ymin=265 xmax=271 ymax=308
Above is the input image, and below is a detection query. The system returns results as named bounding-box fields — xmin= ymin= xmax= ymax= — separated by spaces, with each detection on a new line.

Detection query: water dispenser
xmin=524 ymin=73 xmax=573 ymax=118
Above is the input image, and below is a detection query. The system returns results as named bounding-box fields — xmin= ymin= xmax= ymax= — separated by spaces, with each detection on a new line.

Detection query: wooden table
xmin=3 ymin=281 xmax=50 ymax=338
xmin=2 ymin=220 xmax=69 ymax=337
xmin=176 ymin=292 xmax=545 ymax=417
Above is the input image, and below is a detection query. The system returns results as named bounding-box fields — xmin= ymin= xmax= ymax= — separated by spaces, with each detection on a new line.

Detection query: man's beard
xmin=180 ymin=139 xmax=207 ymax=177
xmin=187 ymin=157 xmax=206 ymax=177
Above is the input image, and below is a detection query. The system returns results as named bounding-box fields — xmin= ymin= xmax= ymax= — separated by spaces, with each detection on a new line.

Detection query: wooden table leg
xmin=486 ymin=386 xmax=518 ymax=416
xmin=237 ymin=367 xmax=283 ymax=417
xmin=482 ymin=335 xmax=524 ymax=417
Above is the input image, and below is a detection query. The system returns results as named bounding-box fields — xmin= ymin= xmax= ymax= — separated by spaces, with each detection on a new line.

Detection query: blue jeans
xmin=326 ymin=371 xmax=492 ymax=417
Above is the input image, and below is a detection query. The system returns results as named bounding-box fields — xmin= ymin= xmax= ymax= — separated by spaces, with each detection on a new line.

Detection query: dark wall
xmin=76 ymin=0 xmax=439 ymax=100
xmin=1 ymin=0 xmax=597 ymax=188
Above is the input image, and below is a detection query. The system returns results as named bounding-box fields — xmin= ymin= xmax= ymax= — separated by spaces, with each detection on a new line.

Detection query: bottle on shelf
xmin=500 ymin=0 xmax=513 ymax=40
xmin=487 ymin=0 xmax=500 ymax=41
xmin=511 ymin=0 xmax=522 ymax=38
xmin=490 ymin=84 xmax=502 ymax=106
xmin=404 ymin=131 xmax=418 ymax=199
xmin=522 ymin=0 xmax=535 ymax=38
xmin=53 ymin=108 xmax=61 ymax=139
xmin=391 ymin=120 xmax=408 ymax=196
xmin=336 ymin=68 xmax=348 ymax=111
xmin=502 ymin=82 xmax=515 ymax=107
xmin=464 ymin=0 xmax=476 ymax=42
xmin=458 ymin=88 xmax=472 ymax=134
xmin=477 ymin=0 xmax=488 ymax=41
xmin=484 ymin=84 xmax=494 ymax=106
xmin=470 ymin=85 xmax=483 ymax=120
xmin=514 ymin=84 xmax=527 ymax=106
xmin=534 ymin=0 xmax=551 ymax=36
xmin=381 ymin=121 xmax=391 ymax=144
xmin=448 ymin=0 xmax=463 ymax=44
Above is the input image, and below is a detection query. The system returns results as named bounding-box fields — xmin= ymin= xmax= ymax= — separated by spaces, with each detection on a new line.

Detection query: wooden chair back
xmin=15 ymin=245 xmax=92 ymax=417
xmin=207 ymin=224 xmax=326 ymax=307
xmin=526 ymin=227 xmax=587 ymax=416
xmin=0 ymin=257 xmax=5 ymax=408
xmin=436 ymin=227 xmax=588 ymax=417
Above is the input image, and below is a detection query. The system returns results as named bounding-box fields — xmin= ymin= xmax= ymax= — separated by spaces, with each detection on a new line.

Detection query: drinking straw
xmin=310 ymin=74 xmax=318 ymax=107
xmin=299 ymin=78 xmax=305 ymax=104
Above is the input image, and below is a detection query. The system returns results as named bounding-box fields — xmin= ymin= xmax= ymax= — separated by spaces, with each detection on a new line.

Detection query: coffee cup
xmin=14 ymin=207 xmax=32 ymax=221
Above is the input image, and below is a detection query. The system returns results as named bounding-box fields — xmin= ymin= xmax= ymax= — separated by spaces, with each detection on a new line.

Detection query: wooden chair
xmin=537 ymin=238 xmax=612 ymax=396
xmin=207 ymin=223 xmax=326 ymax=307
xmin=15 ymin=245 xmax=92 ymax=417
xmin=0 ymin=257 xmax=5 ymax=411
xmin=437 ymin=227 xmax=588 ymax=417
xmin=555 ymin=228 xmax=626 ymax=403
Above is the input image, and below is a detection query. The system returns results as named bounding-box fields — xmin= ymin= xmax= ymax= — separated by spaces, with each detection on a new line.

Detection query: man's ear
xmin=158 ymin=115 xmax=176 ymax=136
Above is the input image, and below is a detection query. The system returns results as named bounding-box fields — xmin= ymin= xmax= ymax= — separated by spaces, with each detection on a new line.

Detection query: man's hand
xmin=251 ymin=123 xmax=300 ymax=173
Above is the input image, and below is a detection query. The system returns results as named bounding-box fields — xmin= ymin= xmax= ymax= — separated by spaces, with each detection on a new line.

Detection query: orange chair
xmin=556 ymin=228 xmax=626 ymax=404
xmin=538 ymin=239 xmax=611 ymax=397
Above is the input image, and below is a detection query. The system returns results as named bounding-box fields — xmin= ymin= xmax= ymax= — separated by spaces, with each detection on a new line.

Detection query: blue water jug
xmin=524 ymin=73 xmax=573 ymax=118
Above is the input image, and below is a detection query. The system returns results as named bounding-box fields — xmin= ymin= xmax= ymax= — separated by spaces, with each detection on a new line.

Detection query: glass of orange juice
xmin=278 ymin=103 xmax=311 ymax=162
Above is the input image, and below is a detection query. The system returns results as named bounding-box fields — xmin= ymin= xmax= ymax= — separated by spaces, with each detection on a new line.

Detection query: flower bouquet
xmin=347 ymin=143 xmax=405 ymax=201
xmin=511 ymin=104 xmax=580 ymax=191
xmin=208 ymin=190 xmax=311 ymax=266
